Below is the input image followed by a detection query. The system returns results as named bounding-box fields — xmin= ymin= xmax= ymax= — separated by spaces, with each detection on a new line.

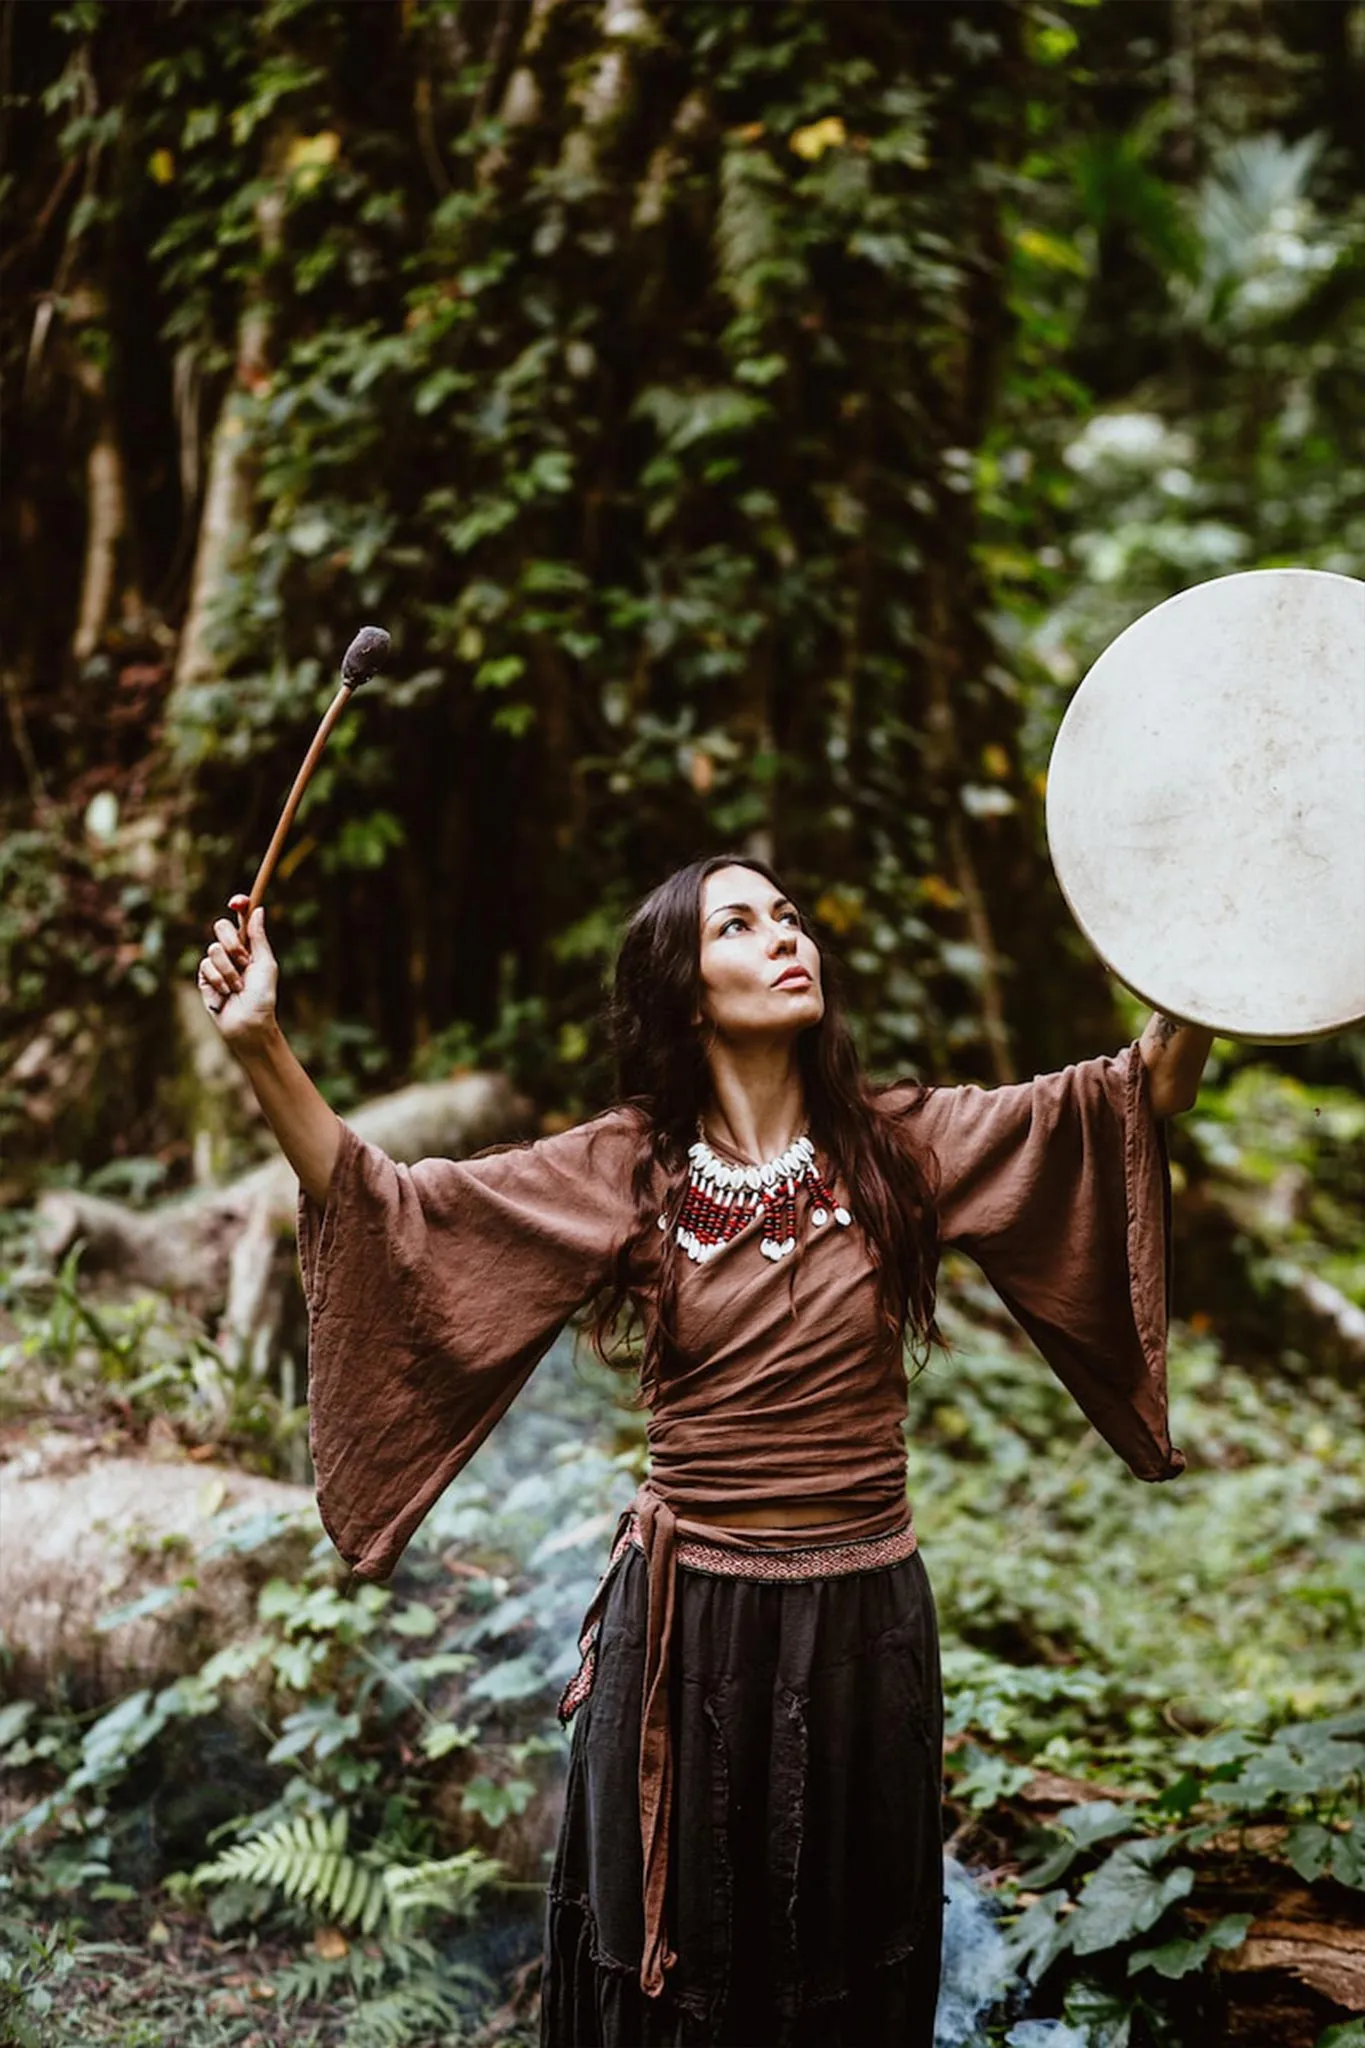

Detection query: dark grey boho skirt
xmin=541 ymin=1540 xmax=945 ymax=2048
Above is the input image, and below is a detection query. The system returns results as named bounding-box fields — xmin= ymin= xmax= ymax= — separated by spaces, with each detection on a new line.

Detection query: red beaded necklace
xmin=661 ymin=1129 xmax=852 ymax=1266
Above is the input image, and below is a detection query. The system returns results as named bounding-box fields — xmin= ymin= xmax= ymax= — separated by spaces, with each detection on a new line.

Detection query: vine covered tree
xmin=1 ymin=0 xmax=1361 ymax=1183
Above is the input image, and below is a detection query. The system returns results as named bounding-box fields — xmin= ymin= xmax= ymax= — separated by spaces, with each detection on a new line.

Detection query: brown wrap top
xmin=298 ymin=1044 xmax=1182 ymax=1996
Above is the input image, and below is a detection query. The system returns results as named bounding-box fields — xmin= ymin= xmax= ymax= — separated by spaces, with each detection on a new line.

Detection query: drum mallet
xmin=235 ymin=624 xmax=391 ymax=930
xmin=205 ymin=626 xmax=391 ymax=1009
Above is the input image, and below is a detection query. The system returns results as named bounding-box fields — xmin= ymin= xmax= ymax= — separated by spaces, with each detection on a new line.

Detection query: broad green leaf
xmin=1022 ymin=1799 xmax=1135 ymax=1885
xmin=951 ymin=1743 xmax=1034 ymax=1813
xmin=94 ymin=1582 xmax=192 ymax=1632
xmin=388 ymin=1602 xmax=440 ymax=1639
xmin=1062 ymin=1976 xmax=1135 ymax=2047
xmin=1128 ymin=1911 xmax=1252 ymax=1979
xmin=420 ymin=1721 xmax=477 ymax=1762
xmin=0 ymin=1702 xmax=36 ymax=1754
xmin=461 ymin=1776 xmax=535 ymax=1827
xmin=1067 ymin=1841 xmax=1195 ymax=1956
xmin=473 ymin=655 xmax=525 ymax=692
xmin=1003 ymin=1889 xmax=1073 ymax=1986
xmin=1318 ymin=2022 xmax=1365 ymax=2048
xmin=466 ymin=1653 xmax=548 ymax=1705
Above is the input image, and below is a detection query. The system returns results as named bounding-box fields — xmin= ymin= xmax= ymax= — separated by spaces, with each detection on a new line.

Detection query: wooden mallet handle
xmin=235 ymin=625 xmax=391 ymax=934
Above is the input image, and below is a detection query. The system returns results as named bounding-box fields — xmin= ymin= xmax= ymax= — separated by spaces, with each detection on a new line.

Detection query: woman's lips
xmin=773 ymin=966 xmax=812 ymax=988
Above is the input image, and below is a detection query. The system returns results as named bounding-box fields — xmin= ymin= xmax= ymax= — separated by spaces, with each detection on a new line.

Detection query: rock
xmin=0 ymin=1443 xmax=316 ymax=1692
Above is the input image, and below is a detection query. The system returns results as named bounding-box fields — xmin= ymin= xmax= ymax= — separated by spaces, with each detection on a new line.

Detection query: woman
xmin=196 ymin=855 xmax=1211 ymax=2047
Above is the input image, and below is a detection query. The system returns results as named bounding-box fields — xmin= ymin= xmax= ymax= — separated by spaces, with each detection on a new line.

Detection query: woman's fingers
xmin=213 ymin=915 xmax=249 ymax=966
xmin=206 ymin=937 xmax=241 ymax=987
xmin=198 ymin=896 xmax=276 ymax=1034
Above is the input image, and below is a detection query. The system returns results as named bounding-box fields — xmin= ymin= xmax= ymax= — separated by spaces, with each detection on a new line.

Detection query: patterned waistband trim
xmin=556 ymin=1512 xmax=919 ymax=1728
xmin=625 ymin=1513 xmax=918 ymax=1581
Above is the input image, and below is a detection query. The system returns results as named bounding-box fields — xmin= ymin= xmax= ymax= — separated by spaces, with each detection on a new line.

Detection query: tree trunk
xmin=72 ymin=403 xmax=127 ymax=662
xmin=168 ymin=135 xmax=288 ymax=719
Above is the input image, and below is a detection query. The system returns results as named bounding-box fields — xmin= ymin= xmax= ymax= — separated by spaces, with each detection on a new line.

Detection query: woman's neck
xmin=702 ymin=1043 xmax=806 ymax=1165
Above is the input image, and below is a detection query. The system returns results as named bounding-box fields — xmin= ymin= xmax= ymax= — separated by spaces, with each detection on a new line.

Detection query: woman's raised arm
xmin=196 ymin=892 xmax=340 ymax=1207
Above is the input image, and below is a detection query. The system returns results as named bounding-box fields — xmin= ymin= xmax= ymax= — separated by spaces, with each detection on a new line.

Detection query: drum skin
xmin=1046 ymin=568 xmax=1365 ymax=1043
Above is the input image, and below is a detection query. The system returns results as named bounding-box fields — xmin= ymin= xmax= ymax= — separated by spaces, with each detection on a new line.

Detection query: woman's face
xmin=696 ymin=864 xmax=824 ymax=1041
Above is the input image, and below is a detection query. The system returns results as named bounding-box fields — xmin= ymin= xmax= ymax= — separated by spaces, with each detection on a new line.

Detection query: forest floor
xmin=3 ymin=1895 xmax=545 ymax=2047
xmin=3 ymin=1071 xmax=1364 ymax=2047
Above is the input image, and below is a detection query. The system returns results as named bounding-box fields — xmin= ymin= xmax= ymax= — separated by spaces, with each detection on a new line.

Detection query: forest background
xmin=1 ymin=1 xmax=1364 ymax=2045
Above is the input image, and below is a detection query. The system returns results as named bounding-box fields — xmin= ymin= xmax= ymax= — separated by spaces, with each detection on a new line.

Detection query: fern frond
xmin=191 ymin=1811 xmax=388 ymax=1932
xmin=342 ymin=1973 xmax=466 ymax=2048
xmin=193 ymin=1817 xmax=503 ymax=1941
xmin=383 ymin=1848 xmax=502 ymax=1930
xmin=273 ymin=1939 xmax=391 ymax=2009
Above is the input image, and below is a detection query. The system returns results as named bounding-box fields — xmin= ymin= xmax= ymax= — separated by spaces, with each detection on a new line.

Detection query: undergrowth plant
xmin=992 ymin=1707 xmax=1365 ymax=2043
xmin=0 ymin=1238 xmax=305 ymax=1473
xmin=2 ymin=1060 xmax=1363 ymax=2040
xmin=0 ymin=1339 xmax=637 ymax=2041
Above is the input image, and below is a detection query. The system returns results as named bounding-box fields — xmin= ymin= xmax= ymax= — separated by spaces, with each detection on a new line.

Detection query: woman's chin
xmin=782 ymin=991 xmax=825 ymax=1030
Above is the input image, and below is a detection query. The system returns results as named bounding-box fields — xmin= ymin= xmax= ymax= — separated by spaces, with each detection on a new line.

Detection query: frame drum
xmin=1046 ymin=568 xmax=1365 ymax=1042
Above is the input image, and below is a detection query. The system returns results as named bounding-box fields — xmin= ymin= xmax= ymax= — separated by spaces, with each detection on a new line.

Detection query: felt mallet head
xmin=341 ymin=625 xmax=391 ymax=690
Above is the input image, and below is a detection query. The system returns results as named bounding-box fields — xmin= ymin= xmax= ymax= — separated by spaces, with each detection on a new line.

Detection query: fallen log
xmin=1223 ymin=1906 xmax=1365 ymax=2012
xmin=34 ymin=1070 xmax=532 ymax=1343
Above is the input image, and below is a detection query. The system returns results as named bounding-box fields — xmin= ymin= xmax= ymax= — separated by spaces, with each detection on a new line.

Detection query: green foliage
xmin=992 ymin=1700 xmax=1365 ymax=2015
xmin=0 ymin=819 xmax=173 ymax=1165
xmin=1320 ymin=2024 xmax=1365 ymax=2048
xmin=5 ymin=0 xmax=1363 ymax=1157
xmin=918 ymin=1289 xmax=1365 ymax=1768
xmin=991 ymin=29 xmax=1365 ymax=826
xmin=911 ymin=1235 xmax=1365 ymax=2032
xmin=189 ymin=1808 xmax=498 ymax=1937
xmin=5 ymin=0 xmax=1112 ymax=1158
xmin=1127 ymin=1911 xmax=1254 ymax=1983
xmin=1187 ymin=1063 xmax=1365 ymax=1306
xmin=0 ymin=1239 xmax=306 ymax=1471
xmin=0 ymin=1913 xmax=82 ymax=2048
xmin=2 ymin=1551 xmax=517 ymax=2038
xmin=460 ymin=1774 xmax=534 ymax=1828
xmin=0 ymin=1340 xmax=632 ymax=2032
xmin=1057 ymin=1838 xmax=1196 ymax=1961
xmin=8 ymin=1274 xmax=1362 ymax=2034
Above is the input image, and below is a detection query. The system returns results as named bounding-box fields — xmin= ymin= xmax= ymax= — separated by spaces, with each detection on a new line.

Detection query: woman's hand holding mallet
xmin=195 ymin=891 xmax=340 ymax=1205
xmin=195 ymin=624 xmax=390 ymax=1023
xmin=192 ymin=626 xmax=391 ymax=1204
xmin=197 ymin=897 xmax=278 ymax=1049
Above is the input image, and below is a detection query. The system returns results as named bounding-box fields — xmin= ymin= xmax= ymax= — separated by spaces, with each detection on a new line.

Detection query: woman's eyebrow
xmin=705 ymin=897 xmax=794 ymax=926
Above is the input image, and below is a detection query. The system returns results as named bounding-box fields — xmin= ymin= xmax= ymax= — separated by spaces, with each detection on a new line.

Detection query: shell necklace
xmin=662 ymin=1127 xmax=852 ymax=1265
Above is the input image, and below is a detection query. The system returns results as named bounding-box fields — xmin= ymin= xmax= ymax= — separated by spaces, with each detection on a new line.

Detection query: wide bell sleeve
xmin=902 ymin=1042 xmax=1184 ymax=1483
xmin=297 ymin=1106 xmax=650 ymax=1579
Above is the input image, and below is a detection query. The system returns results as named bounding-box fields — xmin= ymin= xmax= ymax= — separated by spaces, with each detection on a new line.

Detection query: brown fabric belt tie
xmin=561 ymin=1484 xmax=919 ymax=2001
xmin=634 ymin=1487 xmax=680 ymax=1997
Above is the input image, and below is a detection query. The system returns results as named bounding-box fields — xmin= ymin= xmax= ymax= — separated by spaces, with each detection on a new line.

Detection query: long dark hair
xmin=592 ymin=855 xmax=940 ymax=1390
